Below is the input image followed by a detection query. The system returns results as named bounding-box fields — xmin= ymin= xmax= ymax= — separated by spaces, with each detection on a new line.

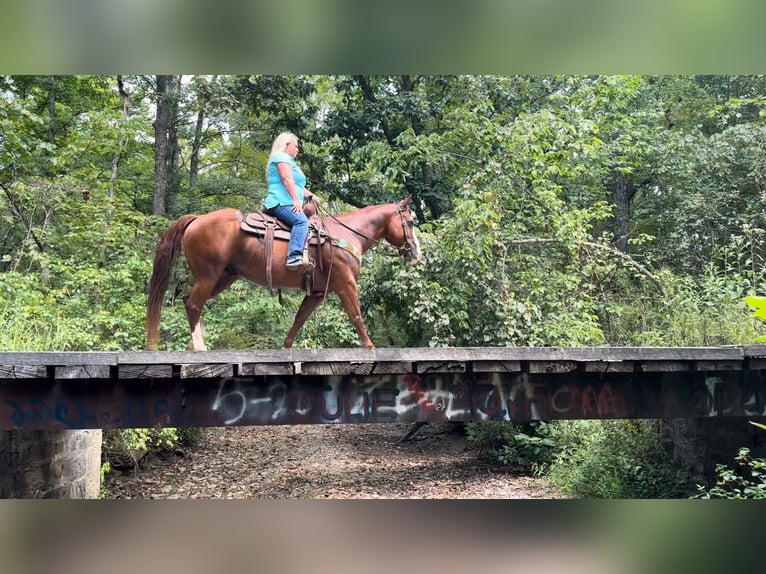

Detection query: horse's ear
xmin=401 ymin=195 xmax=412 ymax=207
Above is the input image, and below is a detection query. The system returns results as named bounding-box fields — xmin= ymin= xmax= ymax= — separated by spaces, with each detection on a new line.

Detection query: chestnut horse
xmin=146 ymin=197 xmax=421 ymax=350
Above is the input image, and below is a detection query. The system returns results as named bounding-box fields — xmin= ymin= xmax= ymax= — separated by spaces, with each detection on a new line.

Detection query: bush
xmin=102 ymin=426 xmax=204 ymax=472
xmin=466 ymin=420 xmax=561 ymax=472
xmin=547 ymin=420 xmax=686 ymax=498
xmin=692 ymin=447 xmax=766 ymax=499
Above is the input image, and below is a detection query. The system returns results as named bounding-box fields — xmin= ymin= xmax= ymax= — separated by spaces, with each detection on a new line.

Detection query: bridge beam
xmin=2 ymin=346 xmax=766 ymax=430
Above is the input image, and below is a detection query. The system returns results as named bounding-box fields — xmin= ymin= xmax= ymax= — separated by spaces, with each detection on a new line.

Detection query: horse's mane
xmin=332 ymin=201 xmax=395 ymax=220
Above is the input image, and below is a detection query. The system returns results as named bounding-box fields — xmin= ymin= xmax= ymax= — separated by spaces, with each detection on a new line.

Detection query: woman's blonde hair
xmin=266 ymin=132 xmax=298 ymax=178
xmin=269 ymin=132 xmax=297 ymax=158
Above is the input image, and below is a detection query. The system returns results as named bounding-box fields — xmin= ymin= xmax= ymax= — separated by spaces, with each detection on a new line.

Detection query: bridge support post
xmin=662 ymin=418 xmax=766 ymax=484
xmin=0 ymin=429 xmax=102 ymax=499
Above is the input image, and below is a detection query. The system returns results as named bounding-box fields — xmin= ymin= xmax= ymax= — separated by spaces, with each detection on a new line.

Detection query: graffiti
xmin=3 ymin=366 xmax=765 ymax=430
xmin=212 ymin=377 xmax=405 ymax=425
xmin=4 ymin=395 xmax=177 ymax=429
xmin=208 ymin=373 xmax=644 ymax=425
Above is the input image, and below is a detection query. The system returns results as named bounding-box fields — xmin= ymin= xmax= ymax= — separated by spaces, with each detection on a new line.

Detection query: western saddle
xmin=239 ymin=211 xmax=326 ymax=295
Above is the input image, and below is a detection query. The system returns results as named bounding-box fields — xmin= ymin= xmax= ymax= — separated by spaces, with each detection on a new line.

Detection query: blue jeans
xmin=268 ymin=204 xmax=309 ymax=258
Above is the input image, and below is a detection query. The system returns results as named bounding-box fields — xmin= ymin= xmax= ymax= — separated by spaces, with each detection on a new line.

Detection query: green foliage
xmin=466 ymin=421 xmax=560 ymax=472
xmin=547 ymin=420 xmax=686 ymax=498
xmin=745 ymin=295 xmax=766 ymax=342
xmin=101 ymin=426 xmax=202 ymax=483
xmin=102 ymin=428 xmax=178 ymax=469
xmin=692 ymin=447 xmax=766 ymax=499
xmin=599 ymin=267 xmax=763 ymax=347
xmin=6 ymin=74 xmax=766 ymax=498
xmin=0 ymin=187 xmax=158 ymax=351
xmin=0 ymin=299 xmax=75 ymax=351
xmin=691 ymin=418 xmax=766 ymax=499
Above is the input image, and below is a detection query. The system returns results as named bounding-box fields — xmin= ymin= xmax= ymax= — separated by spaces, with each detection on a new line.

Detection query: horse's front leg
xmin=284 ymin=293 xmax=326 ymax=348
xmin=334 ymin=283 xmax=375 ymax=349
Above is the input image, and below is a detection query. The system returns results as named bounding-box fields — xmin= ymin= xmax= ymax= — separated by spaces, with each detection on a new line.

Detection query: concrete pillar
xmin=0 ymin=430 xmax=103 ymax=499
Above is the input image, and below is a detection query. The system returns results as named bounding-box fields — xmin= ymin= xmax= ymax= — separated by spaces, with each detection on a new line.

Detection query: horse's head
xmin=386 ymin=196 xmax=421 ymax=264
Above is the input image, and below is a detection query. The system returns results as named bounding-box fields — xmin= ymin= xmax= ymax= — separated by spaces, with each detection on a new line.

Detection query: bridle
xmin=315 ymin=200 xmax=417 ymax=260
xmin=394 ymin=201 xmax=418 ymax=261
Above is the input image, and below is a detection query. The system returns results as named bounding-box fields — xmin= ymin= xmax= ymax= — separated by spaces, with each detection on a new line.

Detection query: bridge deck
xmin=2 ymin=346 xmax=766 ymax=429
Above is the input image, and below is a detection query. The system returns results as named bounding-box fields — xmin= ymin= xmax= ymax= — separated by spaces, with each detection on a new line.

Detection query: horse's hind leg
xmin=184 ymin=270 xmax=240 ymax=351
xmin=283 ymin=293 xmax=325 ymax=348
xmin=184 ymin=279 xmax=217 ymax=351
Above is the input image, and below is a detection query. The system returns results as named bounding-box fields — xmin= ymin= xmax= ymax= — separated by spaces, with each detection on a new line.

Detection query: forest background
xmin=2 ymin=75 xmax=766 ymax=497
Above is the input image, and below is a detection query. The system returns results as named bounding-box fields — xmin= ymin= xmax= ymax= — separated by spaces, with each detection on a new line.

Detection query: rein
xmin=310 ymin=199 xmax=416 ymax=300
xmin=315 ymin=200 xmax=415 ymax=256
xmin=315 ymin=202 xmax=379 ymax=244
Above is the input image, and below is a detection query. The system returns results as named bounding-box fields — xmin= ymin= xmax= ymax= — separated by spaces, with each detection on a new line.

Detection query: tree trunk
xmin=109 ymin=75 xmax=130 ymax=199
xmin=165 ymin=75 xmax=182 ymax=215
xmin=189 ymin=107 xmax=204 ymax=193
xmin=609 ymin=173 xmax=637 ymax=252
xmin=0 ymin=430 xmax=102 ymax=498
xmin=153 ymin=75 xmax=173 ymax=216
xmin=47 ymin=76 xmax=56 ymax=146
xmin=189 ymin=75 xmax=217 ymax=193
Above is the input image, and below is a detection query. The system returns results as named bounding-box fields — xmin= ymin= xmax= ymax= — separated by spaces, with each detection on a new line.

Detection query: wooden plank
xmin=0 ymin=345 xmax=745 ymax=368
xmin=302 ymin=362 xmax=374 ymax=375
xmin=370 ymin=362 xmax=412 ymax=374
xmin=695 ymin=360 xmax=743 ymax=372
xmin=0 ymin=347 xmax=752 ymax=381
xmin=0 ymin=352 xmax=117 ymax=366
xmin=117 ymin=346 xmax=744 ymax=365
xmin=238 ymin=363 xmax=295 ymax=376
xmin=180 ymin=364 xmax=233 ymax=378
xmin=583 ymin=361 xmax=635 ymax=373
xmin=529 ymin=361 xmax=578 ymax=374
xmin=743 ymin=344 xmax=766 ymax=358
xmin=0 ymin=365 xmax=47 ymax=379
xmin=55 ymin=365 xmax=111 ymax=379
xmin=471 ymin=360 xmax=521 ymax=373
xmin=637 ymin=361 xmax=691 ymax=372
xmin=746 ymin=358 xmax=766 ymax=371
xmin=118 ymin=365 xmax=173 ymax=379
xmin=416 ymin=361 xmax=466 ymax=374
xmin=119 ymin=350 xmax=294 ymax=365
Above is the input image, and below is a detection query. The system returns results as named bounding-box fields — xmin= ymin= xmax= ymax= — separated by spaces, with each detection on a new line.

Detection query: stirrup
xmin=285 ymin=255 xmax=303 ymax=270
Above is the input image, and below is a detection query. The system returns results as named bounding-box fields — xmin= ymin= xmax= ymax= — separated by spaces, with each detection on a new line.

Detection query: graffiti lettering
xmin=4 ymin=369 xmax=749 ymax=429
xmin=3 ymin=397 xmax=173 ymax=429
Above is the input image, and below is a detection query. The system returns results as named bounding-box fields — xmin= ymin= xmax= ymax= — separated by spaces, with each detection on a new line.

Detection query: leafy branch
xmin=508 ymin=237 xmax=665 ymax=293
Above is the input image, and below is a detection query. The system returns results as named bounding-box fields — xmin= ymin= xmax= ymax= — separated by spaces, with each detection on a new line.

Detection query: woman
xmin=263 ymin=132 xmax=316 ymax=270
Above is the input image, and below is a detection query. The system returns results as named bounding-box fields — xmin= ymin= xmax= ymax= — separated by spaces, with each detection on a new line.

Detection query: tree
xmin=152 ymin=75 xmax=182 ymax=215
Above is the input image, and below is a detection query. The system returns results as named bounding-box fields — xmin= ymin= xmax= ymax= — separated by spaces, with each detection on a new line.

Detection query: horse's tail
xmin=146 ymin=214 xmax=198 ymax=350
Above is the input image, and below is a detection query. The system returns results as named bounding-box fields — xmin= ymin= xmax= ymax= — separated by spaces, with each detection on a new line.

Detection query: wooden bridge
xmin=2 ymin=345 xmax=766 ymax=430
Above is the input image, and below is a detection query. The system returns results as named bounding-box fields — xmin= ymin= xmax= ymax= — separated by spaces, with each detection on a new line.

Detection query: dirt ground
xmin=103 ymin=422 xmax=566 ymax=499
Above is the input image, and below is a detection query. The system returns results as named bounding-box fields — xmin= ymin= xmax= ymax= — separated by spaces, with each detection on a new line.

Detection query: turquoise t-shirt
xmin=264 ymin=151 xmax=307 ymax=209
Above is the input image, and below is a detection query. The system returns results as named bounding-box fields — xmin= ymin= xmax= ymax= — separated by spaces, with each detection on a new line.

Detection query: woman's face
xmin=286 ymin=139 xmax=299 ymax=158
